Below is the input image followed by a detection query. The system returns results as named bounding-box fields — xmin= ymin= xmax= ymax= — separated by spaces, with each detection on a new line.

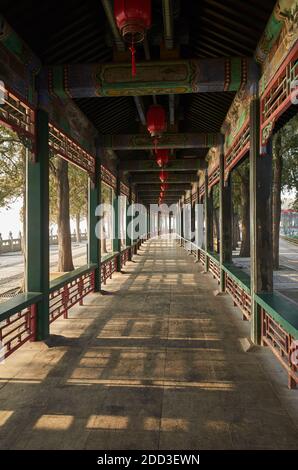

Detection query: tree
xmin=0 ymin=125 xmax=26 ymax=290
xmin=68 ymin=165 xmax=88 ymax=243
xmin=272 ymin=114 xmax=298 ymax=268
xmin=49 ymin=156 xmax=74 ymax=272
xmin=232 ymin=159 xmax=250 ymax=257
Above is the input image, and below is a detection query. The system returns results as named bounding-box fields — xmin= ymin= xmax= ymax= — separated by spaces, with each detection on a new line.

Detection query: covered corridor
xmin=0 ymin=238 xmax=297 ymax=450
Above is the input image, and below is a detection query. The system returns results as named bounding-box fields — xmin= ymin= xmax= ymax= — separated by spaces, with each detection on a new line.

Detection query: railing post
xmin=26 ymin=109 xmax=50 ymax=341
xmin=88 ymin=141 xmax=101 ymax=292
xmin=113 ymin=170 xmax=122 ymax=271
xmin=250 ymin=84 xmax=273 ymax=345
xmin=219 ymin=135 xmax=232 ymax=292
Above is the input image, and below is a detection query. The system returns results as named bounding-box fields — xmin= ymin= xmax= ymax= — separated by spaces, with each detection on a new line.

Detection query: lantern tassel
xmin=129 ymin=44 xmax=136 ymax=78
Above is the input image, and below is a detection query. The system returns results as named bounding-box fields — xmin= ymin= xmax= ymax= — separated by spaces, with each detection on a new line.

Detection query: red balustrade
xmin=225 ymin=273 xmax=251 ymax=320
xmin=0 ymin=305 xmax=37 ymax=360
xmin=101 ymin=255 xmax=118 ymax=284
xmin=49 ymin=271 xmax=95 ymax=323
xmin=261 ymin=309 xmax=298 ymax=389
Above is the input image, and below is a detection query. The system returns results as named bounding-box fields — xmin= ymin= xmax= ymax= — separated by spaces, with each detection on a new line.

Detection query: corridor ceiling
xmin=1 ymin=0 xmax=277 ymax=203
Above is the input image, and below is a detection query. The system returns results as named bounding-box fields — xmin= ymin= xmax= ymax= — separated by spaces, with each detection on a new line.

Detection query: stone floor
xmin=0 ymin=237 xmax=298 ymax=450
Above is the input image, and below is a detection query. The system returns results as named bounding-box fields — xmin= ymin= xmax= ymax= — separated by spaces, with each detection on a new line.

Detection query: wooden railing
xmin=176 ymin=233 xmax=298 ymax=388
xmin=0 ymin=293 xmax=42 ymax=360
xmin=49 ymin=265 xmax=96 ymax=323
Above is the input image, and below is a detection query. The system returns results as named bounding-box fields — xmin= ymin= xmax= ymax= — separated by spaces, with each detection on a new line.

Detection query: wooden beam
xmin=103 ymin=132 xmax=221 ymax=150
xmin=42 ymin=57 xmax=257 ymax=98
xmin=131 ymin=173 xmax=196 ymax=183
xmin=120 ymin=159 xmax=203 ymax=172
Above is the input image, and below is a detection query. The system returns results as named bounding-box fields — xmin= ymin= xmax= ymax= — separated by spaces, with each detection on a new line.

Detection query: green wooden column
xmin=204 ymin=170 xmax=213 ymax=271
xmin=250 ymin=90 xmax=273 ymax=344
xmin=113 ymin=171 xmax=122 ymax=271
xmin=88 ymin=142 xmax=101 ymax=292
xmin=180 ymin=201 xmax=184 ymax=243
xmin=126 ymin=187 xmax=132 ymax=258
xmin=26 ymin=109 xmax=49 ymax=340
xmin=219 ymin=140 xmax=232 ymax=292
xmin=147 ymin=204 xmax=150 ymax=237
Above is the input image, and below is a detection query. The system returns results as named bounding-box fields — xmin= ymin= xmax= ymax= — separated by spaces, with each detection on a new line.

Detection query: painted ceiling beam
xmin=103 ymin=132 xmax=220 ymax=150
xmin=42 ymin=57 xmax=257 ymax=98
xmin=136 ymin=184 xmax=191 ymax=191
xmin=131 ymin=173 xmax=196 ymax=183
xmin=120 ymin=159 xmax=203 ymax=172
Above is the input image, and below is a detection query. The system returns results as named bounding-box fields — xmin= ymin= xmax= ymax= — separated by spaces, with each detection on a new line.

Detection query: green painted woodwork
xmin=101 ymin=252 xmax=119 ymax=263
xmin=88 ymin=145 xmax=101 ymax=291
xmin=113 ymin=175 xmax=122 ymax=271
xmin=26 ymin=109 xmax=50 ymax=340
xmin=255 ymin=293 xmax=298 ymax=340
xmin=222 ymin=264 xmax=251 ymax=294
xmin=229 ymin=57 xmax=242 ymax=91
xmin=0 ymin=293 xmax=43 ymax=322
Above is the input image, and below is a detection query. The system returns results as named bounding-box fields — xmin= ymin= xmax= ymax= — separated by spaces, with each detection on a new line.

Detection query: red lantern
xmin=147 ymin=105 xmax=167 ymax=138
xmin=156 ymin=149 xmax=169 ymax=168
xmin=114 ymin=0 xmax=151 ymax=77
xmin=159 ymin=170 xmax=168 ymax=183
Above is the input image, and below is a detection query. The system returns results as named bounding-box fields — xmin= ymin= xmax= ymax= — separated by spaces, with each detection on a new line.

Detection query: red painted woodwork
xmin=114 ymin=0 xmax=151 ymax=77
xmin=147 ymin=105 xmax=167 ymax=138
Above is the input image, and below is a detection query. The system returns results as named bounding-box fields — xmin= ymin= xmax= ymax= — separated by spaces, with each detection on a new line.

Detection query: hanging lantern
xmin=160 ymin=183 xmax=168 ymax=192
xmin=114 ymin=0 xmax=151 ymax=78
xmin=156 ymin=149 xmax=169 ymax=168
xmin=159 ymin=170 xmax=168 ymax=183
xmin=147 ymin=105 xmax=167 ymax=152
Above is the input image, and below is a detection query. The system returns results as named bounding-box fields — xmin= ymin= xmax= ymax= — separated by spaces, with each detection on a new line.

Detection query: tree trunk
xmin=75 ymin=213 xmax=81 ymax=243
xmin=232 ymin=212 xmax=240 ymax=251
xmin=272 ymin=132 xmax=282 ymax=270
xmin=56 ymin=158 xmax=74 ymax=272
xmin=239 ymin=169 xmax=250 ymax=257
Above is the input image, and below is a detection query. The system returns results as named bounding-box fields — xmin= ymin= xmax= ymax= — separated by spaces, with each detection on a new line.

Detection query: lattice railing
xmin=101 ymin=165 xmax=117 ymax=189
xmin=49 ymin=271 xmax=95 ymax=323
xmin=208 ymin=257 xmax=220 ymax=283
xmin=260 ymin=43 xmax=298 ymax=151
xmin=225 ymin=121 xmax=250 ymax=178
xmin=0 ymin=305 xmax=37 ymax=360
xmin=120 ymin=247 xmax=131 ymax=268
xmin=101 ymin=255 xmax=118 ymax=284
xmin=199 ymin=184 xmax=205 ymax=200
xmin=262 ymin=309 xmax=298 ymax=389
xmin=225 ymin=273 xmax=251 ymax=320
xmin=49 ymin=124 xmax=95 ymax=175
xmin=120 ymin=182 xmax=130 ymax=197
xmin=208 ymin=166 xmax=220 ymax=189
xmin=0 ymin=85 xmax=35 ymax=146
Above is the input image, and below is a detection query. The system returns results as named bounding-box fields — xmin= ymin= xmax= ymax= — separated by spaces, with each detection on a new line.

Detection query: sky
xmin=0 ymin=198 xmax=87 ymax=239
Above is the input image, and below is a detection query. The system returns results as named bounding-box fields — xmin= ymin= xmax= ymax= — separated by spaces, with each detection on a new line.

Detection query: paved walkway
xmin=0 ymin=237 xmax=298 ymax=449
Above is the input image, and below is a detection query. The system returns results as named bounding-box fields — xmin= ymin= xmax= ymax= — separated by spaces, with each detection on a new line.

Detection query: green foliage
xmin=276 ymin=113 xmax=298 ymax=194
xmin=0 ymin=125 xmax=25 ymax=209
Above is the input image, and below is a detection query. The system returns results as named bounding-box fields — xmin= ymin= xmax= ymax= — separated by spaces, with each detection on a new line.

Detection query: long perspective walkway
xmin=0 ymin=237 xmax=298 ymax=450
